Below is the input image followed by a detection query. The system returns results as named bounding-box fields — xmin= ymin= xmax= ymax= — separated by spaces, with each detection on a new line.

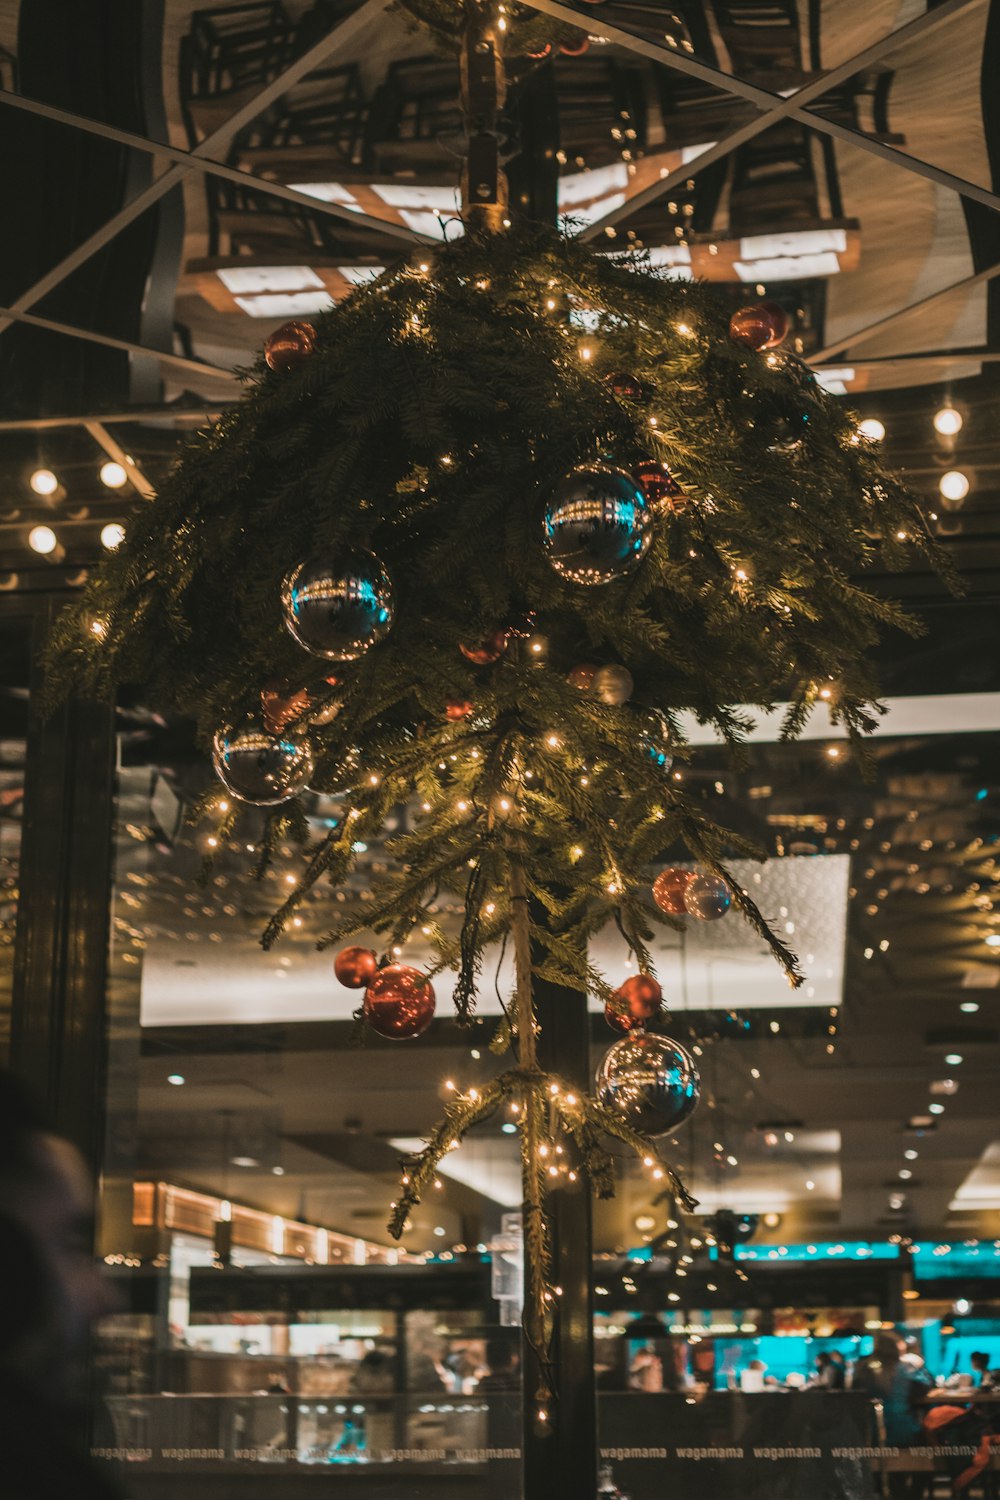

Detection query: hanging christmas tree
xmin=44 ymin=98 xmax=935 ymax=1411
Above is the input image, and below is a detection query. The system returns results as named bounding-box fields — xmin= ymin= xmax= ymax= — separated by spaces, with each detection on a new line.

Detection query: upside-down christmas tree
xmin=45 ymin=3 xmax=935 ymax=1426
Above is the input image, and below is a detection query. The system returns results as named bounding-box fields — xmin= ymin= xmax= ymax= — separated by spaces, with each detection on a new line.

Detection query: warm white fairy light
xmin=933 ymin=406 xmax=962 ymax=436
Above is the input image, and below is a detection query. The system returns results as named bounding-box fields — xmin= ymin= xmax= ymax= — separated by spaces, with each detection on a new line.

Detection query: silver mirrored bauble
xmin=542 ymin=464 xmax=651 ymax=585
xmin=282 ymin=547 xmax=395 ymax=661
xmin=212 ymin=718 xmax=314 ymax=806
xmin=639 ymin=708 xmax=673 ymax=771
xmin=595 ymin=1032 xmax=700 ymax=1138
xmin=685 ymin=872 xmax=732 ymax=920
xmin=593 ymin=664 xmax=634 ymax=705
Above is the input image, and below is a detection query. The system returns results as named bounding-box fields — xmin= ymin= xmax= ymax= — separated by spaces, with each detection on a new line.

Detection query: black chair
xmin=364 ymin=56 xmax=464 ymax=174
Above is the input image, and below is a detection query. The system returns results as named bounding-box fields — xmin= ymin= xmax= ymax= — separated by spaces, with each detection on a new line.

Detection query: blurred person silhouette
xmin=0 ymin=1069 xmax=120 ymax=1499
xmin=477 ymin=1336 xmax=520 ymax=1392
xmin=815 ymin=1350 xmax=846 ymax=1390
xmin=853 ymin=1333 xmax=931 ymax=1498
xmin=971 ymin=1351 xmax=995 ymax=1390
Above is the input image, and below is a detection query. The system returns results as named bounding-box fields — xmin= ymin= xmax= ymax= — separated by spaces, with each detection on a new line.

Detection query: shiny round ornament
xmin=282 ymin=548 xmax=395 ymax=661
xmin=595 ymin=1032 xmax=700 ymax=1137
xmin=728 ymin=301 xmax=789 ymax=351
xmin=639 ymin=708 xmax=673 ymax=771
xmin=559 ymin=34 xmax=590 ymax=53
xmin=264 ymin=319 xmax=317 ymax=372
xmin=309 ymin=678 xmax=343 ymax=726
xmin=593 ymin=664 xmax=634 ymax=706
xmin=261 ymin=679 xmax=312 ymax=734
xmin=212 ymin=718 xmax=313 ymax=806
xmin=634 ymin=459 xmax=687 ymax=512
xmin=568 ymin=664 xmax=598 ymax=692
xmin=652 ymin=867 xmax=694 ymax=916
xmin=446 ymin=700 xmax=474 ymax=721
xmin=764 ymin=408 xmax=809 ymax=455
xmin=685 ymin=872 xmax=732 ymax=920
xmin=363 ymin=964 xmax=436 ymax=1039
xmin=459 ymin=628 xmax=508 ymax=665
xmin=506 ymin=609 xmax=537 ymax=640
xmin=605 ymin=974 xmax=663 ymax=1033
xmin=334 ymin=946 xmax=378 ymax=989
xmin=542 ymin=464 xmax=651 ymax=586
xmin=606 ymin=371 xmax=644 ymax=402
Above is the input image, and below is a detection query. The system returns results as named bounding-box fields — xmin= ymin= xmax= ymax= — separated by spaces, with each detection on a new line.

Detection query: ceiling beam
xmin=580 ymin=0 xmax=981 ymax=242
xmin=84 ymin=421 xmax=156 ymax=500
xmin=0 ymin=406 xmax=229 ymax=431
xmin=807 ymin=260 xmax=1000 ymax=363
xmin=520 ymin=0 xmax=1000 ymax=216
xmin=0 ymin=88 xmax=432 ymax=249
xmin=0 ymin=303 xmax=238 ymax=382
xmin=0 ymin=0 xmax=400 ymax=341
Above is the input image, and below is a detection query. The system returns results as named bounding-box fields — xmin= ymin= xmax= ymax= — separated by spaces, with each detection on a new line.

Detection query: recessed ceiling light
xmin=933 ymin=407 xmax=962 ymax=436
xmin=904 ymin=1149 xmax=918 ymax=1161
xmin=99 ymin=460 xmax=128 ymax=488
xmin=944 ymin=1053 xmax=963 ymax=1066
xmin=899 ymin=1169 xmax=912 ymax=1180
xmin=928 ymin=1103 xmax=945 ymax=1115
xmin=939 ymin=470 xmax=970 ymax=502
xmin=272 ymin=1166 xmax=285 ymax=1176
xmin=889 ymin=1195 xmax=904 ymax=1210
xmin=501 ymin=1122 xmax=517 ymax=1134
xmin=28 ymin=525 xmax=58 ymax=554
xmin=231 ymin=1155 xmax=259 ymax=1168
xmin=101 ymin=522 xmax=126 ymax=550
xmin=433 ymin=1226 xmax=447 ymax=1237
xmin=29 ymin=468 xmax=58 ymax=495
xmin=985 ymin=935 xmax=1000 ymax=948
xmin=166 ymin=1073 xmax=185 ymax=1086
xmin=960 ymin=1001 xmax=980 ymax=1013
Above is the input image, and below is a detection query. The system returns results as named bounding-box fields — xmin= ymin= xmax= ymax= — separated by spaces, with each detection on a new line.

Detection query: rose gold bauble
xmin=264 ymin=319 xmax=317 ymax=372
xmin=606 ymin=371 xmax=643 ymax=401
xmin=652 ymin=867 xmax=694 ymax=916
xmin=446 ymin=700 xmax=474 ymax=721
xmin=605 ymin=973 xmax=663 ymax=1032
xmin=634 ymin=459 xmax=687 ymax=512
xmin=364 ymin=964 xmax=436 ymax=1039
xmin=728 ymin=301 xmax=789 ymax=352
xmin=261 ymin=679 xmax=312 ymax=734
xmin=334 ymin=946 xmax=378 ymax=988
xmin=459 ymin=628 xmax=509 ymax=665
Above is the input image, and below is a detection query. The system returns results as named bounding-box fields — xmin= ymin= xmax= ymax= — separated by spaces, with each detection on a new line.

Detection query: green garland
xmin=45 ymin=223 xmax=939 ymax=1396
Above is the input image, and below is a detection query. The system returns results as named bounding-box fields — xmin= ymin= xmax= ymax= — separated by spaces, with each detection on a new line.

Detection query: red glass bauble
xmin=634 ymin=460 xmax=686 ymax=511
xmin=334 ymin=946 xmax=378 ymax=988
xmin=459 ymin=628 xmax=509 ymax=665
xmin=652 ymin=867 xmax=694 ymax=916
xmin=264 ymin=319 xmax=317 ymax=372
xmin=606 ymin=371 xmax=644 ymax=401
xmin=559 ymin=35 xmax=590 ymax=54
xmin=364 ymin=964 xmax=436 ymax=1039
xmin=568 ymin=664 xmax=598 ymax=691
xmin=446 ymin=700 xmax=474 ymax=721
xmin=606 ymin=974 xmax=663 ymax=1032
xmin=728 ymin=301 xmax=789 ymax=352
xmin=261 ymin=679 xmax=313 ymax=734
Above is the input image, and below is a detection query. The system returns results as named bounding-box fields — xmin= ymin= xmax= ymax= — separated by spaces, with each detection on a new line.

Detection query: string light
xmin=28 ymin=525 xmax=57 ymax=554
xmin=933 ymin=406 xmax=962 ymax=436
xmin=857 ymin=418 xmax=885 ymax=442
xmin=29 ymin=468 xmax=58 ymax=495
xmin=99 ymin=460 xmax=128 ymax=488
xmin=939 ymin=471 xmax=970 ymax=502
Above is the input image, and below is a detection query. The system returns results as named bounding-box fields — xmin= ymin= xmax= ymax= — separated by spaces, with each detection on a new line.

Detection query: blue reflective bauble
xmin=685 ymin=872 xmax=732 ymax=920
xmin=542 ymin=464 xmax=651 ymax=585
xmin=212 ymin=717 xmax=314 ymax=806
xmin=595 ymin=1032 xmax=700 ymax=1138
xmin=282 ymin=547 xmax=395 ymax=661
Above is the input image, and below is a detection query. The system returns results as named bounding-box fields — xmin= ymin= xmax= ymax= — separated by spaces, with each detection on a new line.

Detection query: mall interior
xmin=1 ymin=1 xmax=1000 ymax=1498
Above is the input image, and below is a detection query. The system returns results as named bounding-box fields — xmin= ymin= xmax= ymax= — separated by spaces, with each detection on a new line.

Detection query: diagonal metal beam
xmin=521 ymin=0 xmax=1000 ymax=217
xmin=0 ymin=303 xmax=238 ymax=382
xmin=0 ymin=0 xmax=399 ymax=340
xmin=0 ymin=87 xmax=431 ymax=249
xmin=807 ymin=260 xmax=1000 ymax=363
xmin=0 ymin=406 xmax=229 ymax=432
xmin=580 ymin=0 xmax=982 ymax=242
xmin=84 ymin=421 xmax=156 ymax=500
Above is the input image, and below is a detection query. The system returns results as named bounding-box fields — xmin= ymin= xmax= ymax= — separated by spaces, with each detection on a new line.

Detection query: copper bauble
xmin=685 ymin=872 xmax=732 ymax=920
xmin=728 ymin=301 xmax=789 ymax=352
xmin=264 ymin=319 xmax=317 ymax=372
xmin=605 ymin=974 xmax=663 ymax=1032
xmin=559 ymin=34 xmax=590 ymax=53
xmin=634 ymin=459 xmax=686 ymax=511
xmin=460 ymin=628 xmax=509 ymax=664
xmin=446 ymin=700 xmax=474 ymax=721
xmin=261 ymin=679 xmax=312 ymax=734
xmin=364 ymin=964 xmax=436 ymax=1039
xmin=652 ymin=867 xmax=694 ymax=916
xmin=568 ymin=664 xmax=598 ymax=691
xmin=606 ymin=371 xmax=644 ymax=401
xmin=334 ymin=946 xmax=378 ymax=989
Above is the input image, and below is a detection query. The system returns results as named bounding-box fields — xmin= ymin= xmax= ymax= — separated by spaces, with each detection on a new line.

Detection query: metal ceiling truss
xmin=0 ymin=0 xmax=993 ymax=384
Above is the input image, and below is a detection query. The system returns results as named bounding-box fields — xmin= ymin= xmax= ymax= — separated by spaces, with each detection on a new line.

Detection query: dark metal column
xmin=522 ymin=963 xmax=598 ymax=1500
xmin=10 ymin=608 xmax=115 ymax=1170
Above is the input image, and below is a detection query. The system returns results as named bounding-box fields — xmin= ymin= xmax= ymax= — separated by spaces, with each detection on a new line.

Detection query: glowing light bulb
xmin=857 ymin=418 xmax=885 ymax=442
xmin=99 ymin=461 xmax=128 ymax=489
xmin=28 ymin=525 xmax=57 ymax=554
xmin=101 ymin=522 xmax=126 ymax=550
xmin=29 ymin=468 xmax=58 ymax=496
xmin=939 ymin=470 xmax=970 ymax=502
xmin=933 ymin=406 xmax=962 ymax=436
